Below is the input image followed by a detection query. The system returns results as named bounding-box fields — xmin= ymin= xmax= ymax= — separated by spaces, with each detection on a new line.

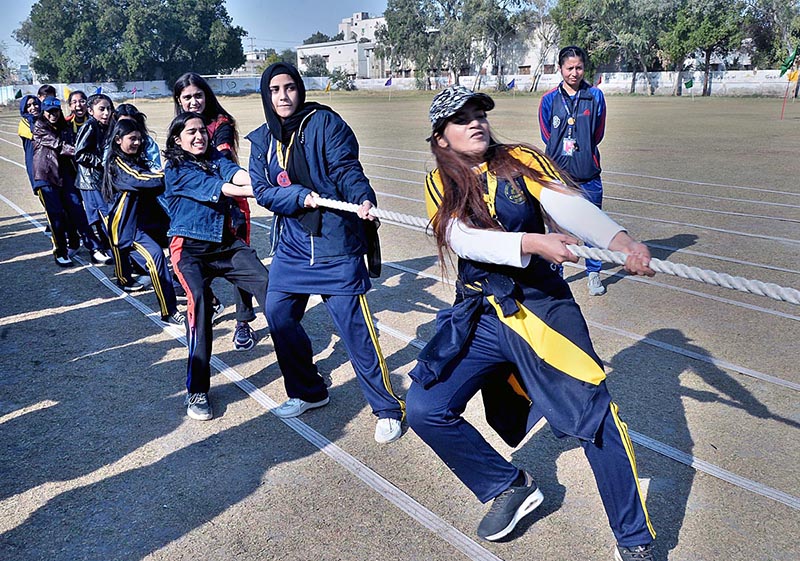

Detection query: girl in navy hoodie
xmin=33 ymin=96 xmax=105 ymax=266
xmin=102 ymin=119 xmax=182 ymax=325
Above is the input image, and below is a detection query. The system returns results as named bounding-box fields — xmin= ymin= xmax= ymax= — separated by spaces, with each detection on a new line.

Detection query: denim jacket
xmin=245 ymin=109 xmax=376 ymax=259
xmin=163 ymin=153 xmax=244 ymax=243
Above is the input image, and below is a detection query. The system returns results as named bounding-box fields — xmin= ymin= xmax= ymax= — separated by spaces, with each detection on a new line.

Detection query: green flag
xmin=684 ymin=79 xmax=693 ymax=89
xmin=14 ymin=89 xmax=22 ymax=99
xmin=780 ymin=44 xmax=798 ymax=77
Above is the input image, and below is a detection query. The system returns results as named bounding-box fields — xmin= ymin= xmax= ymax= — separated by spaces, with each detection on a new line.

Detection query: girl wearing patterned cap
xmin=406 ymin=86 xmax=657 ymax=561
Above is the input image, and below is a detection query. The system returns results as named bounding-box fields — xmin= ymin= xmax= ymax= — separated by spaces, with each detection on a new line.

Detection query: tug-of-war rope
xmin=314 ymin=197 xmax=800 ymax=306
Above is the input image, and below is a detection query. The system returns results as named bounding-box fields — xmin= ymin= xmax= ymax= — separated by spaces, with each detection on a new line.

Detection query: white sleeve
xmin=446 ymin=219 xmax=532 ymax=268
xmin=539 ymin=187 xmax=625 ymax=249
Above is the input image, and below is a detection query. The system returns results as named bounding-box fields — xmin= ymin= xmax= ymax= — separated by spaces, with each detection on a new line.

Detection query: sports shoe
xmin=477 ymin=471 xmax=544 ymax=541
xmin=211 ymin=300 xmax=225 ymax=324
xmin=233 ymin=321 xmax=256 ymax=351
xmin=587 ymin=271 xmax=606 ymax=296
xmin=54 ymin=255 xmax=74 ymax=267
xmin=119 ymin=280 xmax=145 ymax=292
xmin=272 ymin=396 xmax=329 ymax=419
xmin=91 ymin=250 xmax=112 ymax=265
xmin=163 ymin=310 xmax=185 ymax=325
xmin=615 ymin=544 xmax=654 ymax=561
xmin=185 ymin=392 xmax=213 ymax=421
xmin=374 ymin=418 xmax=402 ymax=444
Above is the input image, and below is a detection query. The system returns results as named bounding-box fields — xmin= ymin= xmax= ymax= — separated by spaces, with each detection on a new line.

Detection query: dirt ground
xmin=0 ymin=92 xmax=798 ymax=561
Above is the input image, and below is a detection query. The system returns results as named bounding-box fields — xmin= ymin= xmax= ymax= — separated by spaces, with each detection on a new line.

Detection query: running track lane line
xmin=2 ymin=158 xmax=799 ymax=516
xmin=0 ymin=187 xmax=506 ymax=561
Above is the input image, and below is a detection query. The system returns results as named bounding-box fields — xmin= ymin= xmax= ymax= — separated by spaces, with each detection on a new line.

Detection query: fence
xmin=2 ymin=69 xmax=797 ymax=105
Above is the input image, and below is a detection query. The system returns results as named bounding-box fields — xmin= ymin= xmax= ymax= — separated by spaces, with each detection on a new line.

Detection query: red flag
xmin=595 ymin=74 xmax=603 ymax=86
xmin=131 ymin=87 xmax=138 ymax=95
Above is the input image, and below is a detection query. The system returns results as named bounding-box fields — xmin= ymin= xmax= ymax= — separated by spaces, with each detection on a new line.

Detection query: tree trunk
xmin=638 ymin=57 xmax=656 ymax=95
xmin=630 ymin=68 xmax=637 ymax=94
xmin=673 ymin=62 xmax=685 ymax=96
xmin=703 ymin=50 xmax=712 ymax=96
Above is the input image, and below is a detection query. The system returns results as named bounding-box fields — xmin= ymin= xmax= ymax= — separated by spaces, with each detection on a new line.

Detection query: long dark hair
xmin=430 ymin=129 xmax=570 ymax=265
xmin=173 ymin=72 xmax=238 ymax=154
xmin=163 ymin=112 xmax=212 ymax=169
xmin=102 ymin=118 xmax=147 ymax=202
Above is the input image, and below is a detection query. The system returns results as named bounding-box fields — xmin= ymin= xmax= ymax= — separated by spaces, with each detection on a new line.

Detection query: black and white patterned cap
xmin=428 ymin=86 xmax=495 ymax=135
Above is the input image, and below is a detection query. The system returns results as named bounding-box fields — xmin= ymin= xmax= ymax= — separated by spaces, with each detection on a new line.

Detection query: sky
xmin=2 ymin=0 xmax=388 ymax=67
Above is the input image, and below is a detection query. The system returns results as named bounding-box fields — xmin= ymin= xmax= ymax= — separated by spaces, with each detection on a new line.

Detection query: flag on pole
xmin=131 ymin=87 xmax=138 ymax=95
xmin=63 ymin=86 xmax=71 ymax=100
xmin=788 ymin=69 xmax=799 ymax=83
xmin=14 ymin=89 xmax=22 ymax=99
xmin=595 ymin=74 xmax=603 ymax=86
xmin=779 ymin=44 xmax=799 ymax=77
xmin=94 ymin=86 xmax=102 ymax=94
xmin=506 ymin=78 xmax=515 ymax=90
xmin=684 ymin=79 xmax=694 ymax=89
xmin=384 ymin=76 xmax=392 ymax=86
xmin=324 ymin=80 xmax=331 ymax=93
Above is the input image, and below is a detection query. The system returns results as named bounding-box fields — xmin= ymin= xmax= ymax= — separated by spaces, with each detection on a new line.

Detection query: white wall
xmin=3 ymin=70 xmax=796 ymax=106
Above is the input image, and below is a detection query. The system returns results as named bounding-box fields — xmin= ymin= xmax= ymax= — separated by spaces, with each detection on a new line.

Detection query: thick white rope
xmin=314 ymin=197 xmax=800 ymax=305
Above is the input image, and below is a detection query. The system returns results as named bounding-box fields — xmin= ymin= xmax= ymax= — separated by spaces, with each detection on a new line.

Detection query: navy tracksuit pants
xmin=407 ymin=309 xmax=654 ymax=547
xmin=112 ymin=230 xmax=178 ymax=319
xmin=171 ymin=236 xmax=269 ymax=394
xmin=37 ymin=183 xmax=100 ymax=258
xmin=266 ymin=290 xmax=405 ymax=421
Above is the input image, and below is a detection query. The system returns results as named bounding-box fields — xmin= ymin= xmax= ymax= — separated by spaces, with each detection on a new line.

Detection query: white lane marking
xmin=0 ymin=184 xmax=505 ymax=561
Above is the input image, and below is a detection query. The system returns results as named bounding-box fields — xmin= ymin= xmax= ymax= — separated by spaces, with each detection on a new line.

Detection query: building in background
xmin=296 ymin=12 xmax=386 ymax=79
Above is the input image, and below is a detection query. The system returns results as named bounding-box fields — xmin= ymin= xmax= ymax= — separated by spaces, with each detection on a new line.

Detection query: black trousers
xmin=170 ymin=236 xmax=269 ymax=393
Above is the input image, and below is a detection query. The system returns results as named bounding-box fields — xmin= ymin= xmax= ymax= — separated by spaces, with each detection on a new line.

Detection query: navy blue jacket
xmin=18 ymin=95 xmax=39 ymax=191
xmin=246 ymin=109 xmax=376 ymax=259
xmin=107 ymin=156 xmax=165 ymax=249
xmin=538 ymin=81 xmax=606 ymax=183
xmin=163 ymin=153 xmax=245 ymax=243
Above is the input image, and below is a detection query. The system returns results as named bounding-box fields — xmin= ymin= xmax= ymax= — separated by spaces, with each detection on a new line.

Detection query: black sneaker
xmin=477 ymin=471 xmax=543 ymax=541
xmin=233 ymin=321 xmax=256 ymax=351
xmin=119 ymin=281 xmax=145 ymax=292
xmin=185 ymin=392 xmax=213 ymax=421
xmin=163 ymin=310 xmax=185 ymax=325
xmin=54 ymin=255 xmax=74 ymax=267
xmin=615 ymin=544 xmax=654 ymax=561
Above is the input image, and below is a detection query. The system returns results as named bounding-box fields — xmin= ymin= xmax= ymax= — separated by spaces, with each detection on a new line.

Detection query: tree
xmin=513 ymin=0 xmax=559 ymax=91
xmin=681 ymin=0 xmax=747 ymax=95
xmin=302 ymin=54 xmax=329 ymax=76
xmin=376 ymin=0 xmax=440 ymax=89
xmin=14 ymin=0 xmax=245 ymax=84
xmin=743 ymin=0 xmax=800 ymax=68
xmin=0 ymin=42 xmax=12 ymax=85
xmin=303 ymin=31 xmax=342 ymax=45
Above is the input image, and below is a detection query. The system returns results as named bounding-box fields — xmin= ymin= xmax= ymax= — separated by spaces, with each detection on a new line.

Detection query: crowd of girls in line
xmin=17 ymin=52 xmax=659 ymax=559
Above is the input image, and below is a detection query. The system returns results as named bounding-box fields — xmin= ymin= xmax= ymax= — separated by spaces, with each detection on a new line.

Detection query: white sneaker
xmin=91 ymin=250 xmax=112 ymax=265
xmin=374 ymin=418 xmax=402 ymax=444
xmin=587 ymin=272 xmax=606 ymax=296
xmin=272 ymin=397 xmax=329 ymax=418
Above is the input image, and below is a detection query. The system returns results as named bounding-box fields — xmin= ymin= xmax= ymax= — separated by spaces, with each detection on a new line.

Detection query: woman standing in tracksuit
xmin=407 ymin=86 xmax=656 ymax=561
xmin=164 ymin=112 xmax=269 ymax=422
xmin=539 ymin=45 xmax=608 ymax=296
xmin=173 ymin=73 xmax=257 ymax=350
xmin=33 ymin=96 xmax=105 ymax=267
xmin=18 ymin=95 xmax=41 ymax=191
xmin=247 ymin=62 xmax=404 ymax=444
xmin=102 ymin=118 xmax=182 ymax=324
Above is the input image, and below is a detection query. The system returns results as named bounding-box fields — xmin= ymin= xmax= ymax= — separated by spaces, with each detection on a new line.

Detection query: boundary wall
xmin=1 ymin=70 xmax=796 ymax=105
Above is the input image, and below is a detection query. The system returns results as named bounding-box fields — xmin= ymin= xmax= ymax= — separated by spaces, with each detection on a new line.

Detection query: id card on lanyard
xmin=558 ymin=86 xmax=579 ymax=157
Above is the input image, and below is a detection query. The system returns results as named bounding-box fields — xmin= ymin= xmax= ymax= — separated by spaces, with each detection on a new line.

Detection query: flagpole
xmin=780 ymin=80 xmax=790 ymax=120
